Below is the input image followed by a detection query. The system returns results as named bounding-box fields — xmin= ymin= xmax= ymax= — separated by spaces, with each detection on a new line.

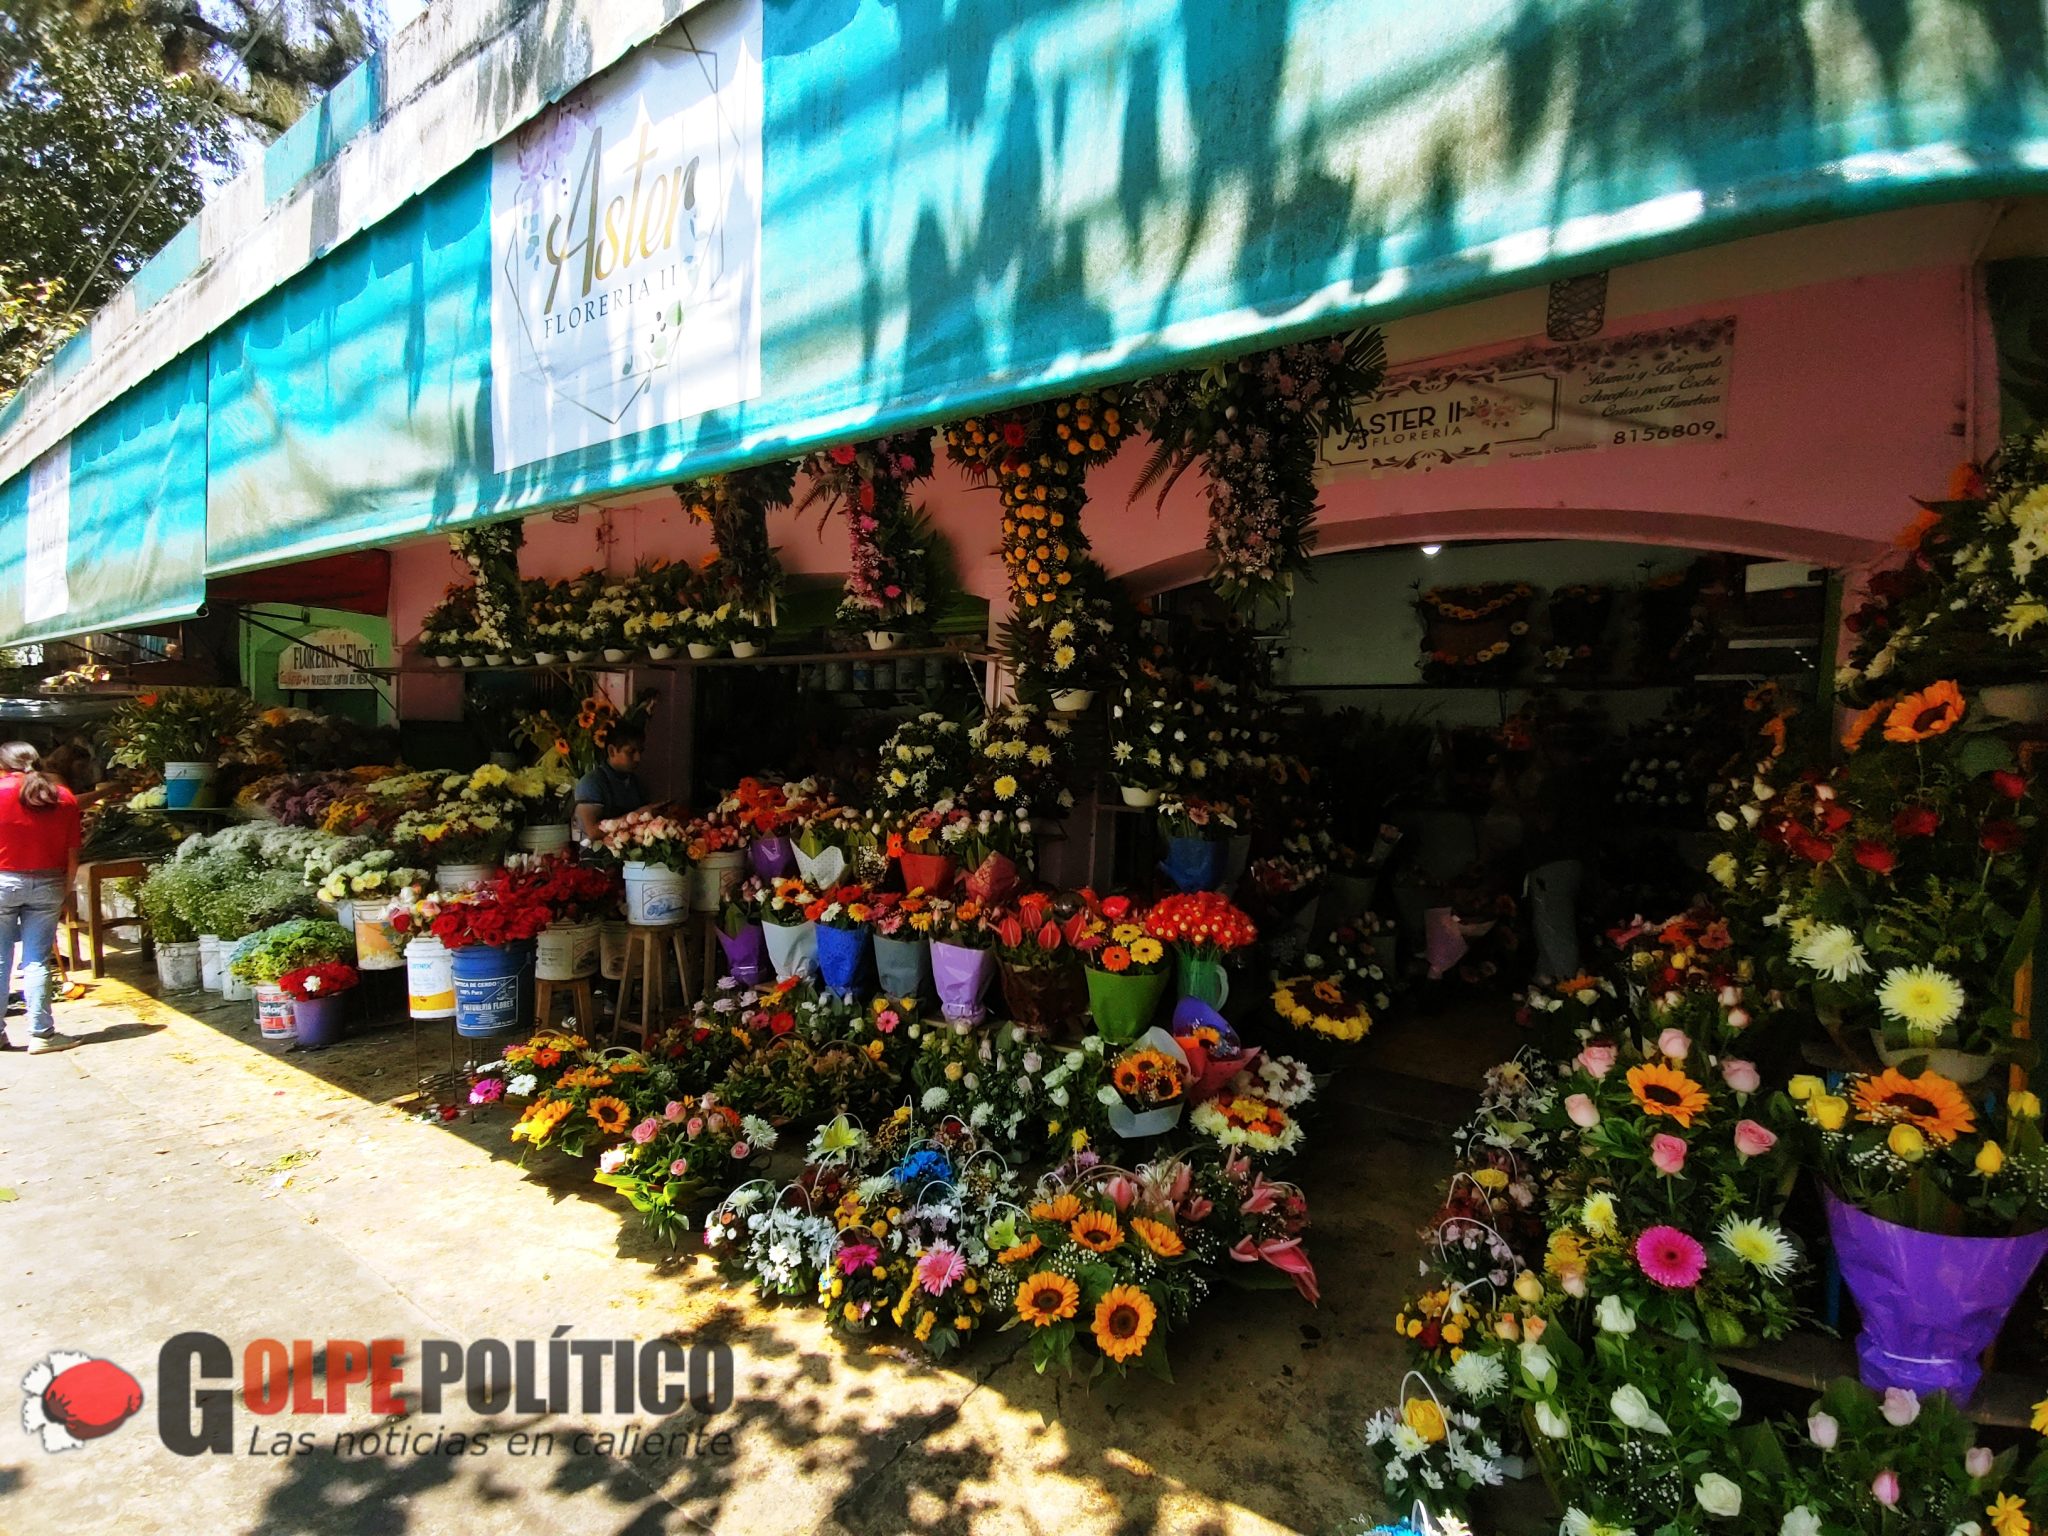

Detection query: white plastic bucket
xmin=198 ymin=935 xmax=224 ymax=992
xmin=517 ymin=824 xmax=572 ymax=856
xmin=156 ymin=940 xmax=202 ymax=993
xmin=535 ymin=921 xmax=601 ymax=981
xmin=435 ymin=863 xmax=495 ymax=893
xmin=623 ymin=861 xmax=688 ymax=926
xmin=1052 ymin=688 xmax=1095 ymax=713
xmin=254 ymin=982 xmax=297 ymax=1044
xmin=333 ymin=900 xmax=356 ymax=942
xmin=690 ymin=850 xmax=746 ymax=912
xmin=406 ymin=935 xmax=456 ymax=1019
xmin=221 ymin=967 xmax=254 ymax=1003
xmin=163 ymin=761 xmax=215 ymax=809
xmin=354 ymin=912 xmax=406 ymax=971
xmin=600 ymin=922 xmax=630 ymax=981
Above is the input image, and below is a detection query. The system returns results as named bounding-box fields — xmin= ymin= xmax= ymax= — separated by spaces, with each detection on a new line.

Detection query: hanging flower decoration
xmin=674 ymin=462 xmax=799 ymax=630
xmin=1130 ymin=329 xmax=1385 ymax=609
xmin=944 ymin=389 xmax=1128 ymax=611
xmin=449 ymin=520 xmax=526 ymax=653
xmin=796 ymin=430 xmax=946 ymax=633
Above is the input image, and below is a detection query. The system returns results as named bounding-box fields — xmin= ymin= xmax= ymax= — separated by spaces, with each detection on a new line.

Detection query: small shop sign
xmin=277 ymin=627 xmax=382 ymax=690
xmin=1324 ymin=316 xmax=1734 ymax=477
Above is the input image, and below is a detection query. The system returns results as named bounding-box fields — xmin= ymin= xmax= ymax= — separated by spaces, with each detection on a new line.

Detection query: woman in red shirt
xmin=0 ymin=742 xmax=81 ymax=1052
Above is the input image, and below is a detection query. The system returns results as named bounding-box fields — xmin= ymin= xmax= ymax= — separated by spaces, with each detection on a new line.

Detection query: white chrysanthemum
xmin=1790 ymin=924 xmax=1871 ymax=984
xmin=1706 ymin=852 xmax=1738 ymax=889
xmin=1446 ymin=1349 xmax=1506 ymax=1401
xmin=1876 ymin=964 xmax=1966 ymax=1042
xmin=1717 ymin=1217 xmax=1796 ymax=1279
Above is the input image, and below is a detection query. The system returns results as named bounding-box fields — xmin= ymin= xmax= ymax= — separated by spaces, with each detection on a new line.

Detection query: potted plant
xmin=873 ymin=713 xmax=970 ymax=813
xmin=1156 ymin=795 xmax=1237 ymax=892
xmin=229 ymin=918 xmax=354 ymax=1046
xmin=390 ymin=805 xmax=512 ymax=891
xmin=715 ymin=884 xmax=769 ymax=984
xmin=928 ymin=896 xmax=994 ymax=1022
xmin=869 ymin=890 xmax=935 ymax=999
xmin=1108 ymin=680 xmax=1178 ymax=806
xmin=1076 ymin=894 xmax=1170 ymax=1043
xmin=428 ymin=872 xmax=554 ymax=1037
xmin=685 ymin=816 xmax=748 ymax=910
xmin=894 ymin=803 xmax=970 ymax=895
xmin=316 ymin=851 xmax=429 ymax=970
xmin=1143 ymin=889 xmax=1257 ymax=1009
xmin=808 ymin=883 xmax=874 ymax=999
xmin=591 ymin=808 xmax=693 ymax=924
xmin=1792 ymin=1066 xmax=2048 ymax=1400
xmin=105 ymin=688 xmax=254 ymax=808
xmin=753 ymin=877 xmax=818 ymax=982
xmin=137 ymin=860 xmax=203 ymax=992
xmin=278 ymin=960 xmax=358 ymax=1049
xmin=992 ymin=890 xmax=1089 ymax=1037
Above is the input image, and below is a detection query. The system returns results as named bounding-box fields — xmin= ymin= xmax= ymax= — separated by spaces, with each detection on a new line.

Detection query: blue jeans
xmin=0 ymin=870 xmax=65 ymax=1036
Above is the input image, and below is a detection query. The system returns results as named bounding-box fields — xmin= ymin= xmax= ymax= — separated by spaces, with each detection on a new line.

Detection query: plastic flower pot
xmin=435 ymin=862 xmax=496 ymax=893
xmin=1175 ymin=951 xmax=1231 ymax=1010
xmin=793 ymin=844 xmax=848 ymax=887
xmin=1000 ymin=960 xmax=1087 ymax=1038
xmin=406 ymin=935 xmax=455 ymax=1019
xmin=730 ymin=641 xmax=761 ymax=659
xmin=1085 ymin=967 xmax=1167 ymax=1044
xmin=865 ymin=631 xmax=902 ymax=651
xmin=602 ymin=648 xmax=629 ymax=663
xmin=354 ymin=911 xmax=406 ymax=971
xmin=290 ymin=992 xmax=349 ymax=1050
xmin=931 ymin=941 xmax=996 ymax=1023
xmin=687 ymin=643 xmax=717 ymax=660
xmin=716 ymin=923 xmax=769 ymax=985
xmin=1824 ymin=1190 xmax=2048 ymax=1401
xmin=1051 ymin=688 xmax=1094 ymax=713
xmin=254 ymin=982 xmax=297 ymax=1045
xmin=965 ymin=851 xmax=1022 ymax=906
xmin=873 ymin=935 xmax=930 ymax=999
xmin=622 ymin=861 xmax=689 ymax=925
xmin=1867 ymin=1032 xmax=1995 ymax=1085
xmin=220 ymin=967 xmax=254 ymax=1003
xmin=749 ymin=836 xmax=795 ymax=880
xmin=647 ymin=644 xmax=675 ymax=661
xmin=198 ymin=935 xmax=224 ymax=992
xmin=1159 ymin=835 xmax=1225 ymax=893
xmin=451 ymin=941 xmax=534 ymax=1038
xmin=898 ymin=852 xmax=956 ymax=897
xmin=762 ymin=921 xmax=818 ymax=982
xmin=690 ymin=850 xmax=747 ymax=911
xmin=517 ymin=824 xmax=572 ymax=855
xmin=1119 ymin=784 xmax=1160 ymax=808
xmin=815 ymin=925 xmax=873 ymax=998
xmin=162 ymin=761 xmax=216 ymax=810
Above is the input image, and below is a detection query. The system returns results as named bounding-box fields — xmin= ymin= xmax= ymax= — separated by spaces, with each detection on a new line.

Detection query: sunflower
xmin=1852 ymin=1067 xmax=1978 ymax=1143
xmin=1069 ymin=1210 xmax=1124 ymax=1253
xmin=1626 ymin=1063 xmax=1710 ymax=1128
xmin=998 ymin=1235 xmax=1043 ymax=1266
xmin=1882 ymin=679 xmax=1966 ymax=743
xmin=1130 ymin=1216 xmax=1184 ymax=1257
xmin=1031 ymin=1192 xmax=1084 ymax=1223
xmin=1015 ymin=1271 xmax=1080 ymax=1328
xmin=1312 ymin=978 xmax=1344 ymax=1005
xmin=1091 ymin=1284 xmax=1157 ymax=1362
xmin=587 ymin=1096 xmax=632 ymax=1134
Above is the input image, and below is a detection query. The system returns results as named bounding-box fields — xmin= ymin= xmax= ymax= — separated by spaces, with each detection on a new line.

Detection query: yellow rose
xmin=2013 ymin=1091 xmax=2042 ymax=1120
xmin=1513 ymin=1271 xmax=1544 ymax=1304
xmin=1402 ymin=1397 xmax=1447 ymax=1444
xmin=1472 ymin=1167 xmax=1509 ymax=1192
xmin=1887 ymin=1123 xmax=1927 ymax=1162
xmin=1787 ymin=1074 xmax=1825 ymax=1102
xmin=1808 ymin=1095 xmax=1849 ymax=1132
xmin=1977 ymin=1140 xmax=2006 ymax=1176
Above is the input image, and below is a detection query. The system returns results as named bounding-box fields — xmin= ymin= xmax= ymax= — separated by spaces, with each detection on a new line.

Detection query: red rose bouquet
xmin=278 ymin=961 xmax=358 ymax=1000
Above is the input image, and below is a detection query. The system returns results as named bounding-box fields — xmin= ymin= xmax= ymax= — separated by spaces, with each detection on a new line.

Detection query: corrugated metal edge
xmin=0 ymin=0 xmax=701 ymax=486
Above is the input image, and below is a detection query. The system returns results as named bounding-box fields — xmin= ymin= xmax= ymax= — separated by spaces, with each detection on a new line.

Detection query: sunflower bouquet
xmin=1788 ymin=1066 xmax=2047 ymax=1234
xmin=988 ymin=1178 xmax=1201 ymax=1380
xmin=1541 ymin=1030 xmax=1805 ymax=1348
xmin=509 ymin=1051 xmax=652 ymax=1159
xmin=1097 ymin=1032 xmax=1189 ymax=1137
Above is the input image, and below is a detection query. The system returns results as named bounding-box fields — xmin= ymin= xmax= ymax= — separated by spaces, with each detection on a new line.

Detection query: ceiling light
xmin=1420 ymin=544 xmax=1442 ymax=557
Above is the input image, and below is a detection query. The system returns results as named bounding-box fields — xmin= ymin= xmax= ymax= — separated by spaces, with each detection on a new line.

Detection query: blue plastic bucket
xmin=450 ymin=942 xmax=533 ymax=1038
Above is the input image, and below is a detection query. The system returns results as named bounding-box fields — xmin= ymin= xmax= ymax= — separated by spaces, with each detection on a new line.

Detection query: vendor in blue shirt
xmin=572 ymin=725 xmax=650 ymax=846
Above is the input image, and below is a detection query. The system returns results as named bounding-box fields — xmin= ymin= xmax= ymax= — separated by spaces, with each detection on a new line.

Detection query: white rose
xmin=1533 ymin=1401 xmax=1569 ymax=1439
xmin=1695 ymin=1473 xmax=1742 ymax=1519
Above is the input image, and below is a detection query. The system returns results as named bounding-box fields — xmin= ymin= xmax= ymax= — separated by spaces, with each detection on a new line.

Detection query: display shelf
xmin=381 ymin=644 xmax=992 ymax=676
xmin=1278 ymin=679 xmax=1687 ymax=692
xmin=1715 ymin=1334 xmax=2040 ymax=1430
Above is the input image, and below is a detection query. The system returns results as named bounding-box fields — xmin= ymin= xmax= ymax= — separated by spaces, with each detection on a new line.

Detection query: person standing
xmin=571 ymin=724 xmax=650 ymax=848
xmin=0 ymin=742 xmax=81 ymax=1052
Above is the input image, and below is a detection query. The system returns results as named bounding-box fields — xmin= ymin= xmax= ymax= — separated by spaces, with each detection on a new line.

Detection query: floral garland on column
xmin=448 ymin=520 xmax=526 ymax=654
xmin=1131 ymin=329 xmax=1384 ymax=609
xmin=796 ymin=429 xmax=941 ymax=634
xmin=943 ymin=388 xmax=1128 ymax=613
xmin=674 ymin=462 xmax=798 ymax=630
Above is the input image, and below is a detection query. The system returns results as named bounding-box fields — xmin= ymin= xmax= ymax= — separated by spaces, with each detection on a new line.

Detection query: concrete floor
xmin=0 ymin=964 xmax=1551 ymax=1536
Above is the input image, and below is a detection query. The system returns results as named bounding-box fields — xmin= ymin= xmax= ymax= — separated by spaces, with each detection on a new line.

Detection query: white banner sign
xmin=23 ymin=440 xmax=70 ymax=625
xmin=278 ymin=626 xmax=382 ymax=690
xmin=1324 ymin=317 xmax=1734 ymax=479
xmin=489 ymin=0 xmax=763 ymax=472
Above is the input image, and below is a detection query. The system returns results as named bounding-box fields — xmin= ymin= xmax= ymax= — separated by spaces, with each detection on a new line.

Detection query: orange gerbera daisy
xmin=1016 ymin=1271 xmax=1080 ymax=1327
xmin=1841 ymin=701 xmax=1887 ymax=755
xmin=1091 ymin=1285 xmax=1157 ymax=1362
xmin=998 ymin=1235 xmax=1043 ymax=1266
xmin=1069 ymin=1210 xmax=1124 ymax=1253
xmin=586 ymin=1096 xmax=631 ymax=1134
xmin=1031 ymin=1192 xmax=1083 ymax=1223
xmin=1130 ymin=1216 xmax=1184 ymax=1257
xmin=1099 ymin=945 xmax=1132 ymax=974
xmin=1852 ymin=1067 xmax=1977 ymax=1144
xmin=1626 ymin=1063 xmax=1710 ymax=1128
xmin=1883 ymin=679 xmax=1966 ymax=744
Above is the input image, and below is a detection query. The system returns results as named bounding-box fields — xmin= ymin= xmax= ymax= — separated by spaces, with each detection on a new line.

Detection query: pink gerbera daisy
xmin=1636 ymin=1225 xmax=1707 ymax=1289
xmin=915 ymin=1241 xmax=968 ymax=1296
xmin=838 ymin=1240 xmax=880 ymax=1276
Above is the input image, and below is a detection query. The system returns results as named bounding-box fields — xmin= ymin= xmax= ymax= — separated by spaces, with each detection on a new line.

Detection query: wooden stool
xmin=63 ymin=858 xmax=154 ymax=978
xmin=614 ymin=925 xmax=689 ymax=1048
xmin=533 ymin=976 xmax=597 ymax=1033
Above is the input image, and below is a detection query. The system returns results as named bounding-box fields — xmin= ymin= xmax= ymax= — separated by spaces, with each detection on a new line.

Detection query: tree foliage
xmin=0 ymin=1 xmax=377 ymax=403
